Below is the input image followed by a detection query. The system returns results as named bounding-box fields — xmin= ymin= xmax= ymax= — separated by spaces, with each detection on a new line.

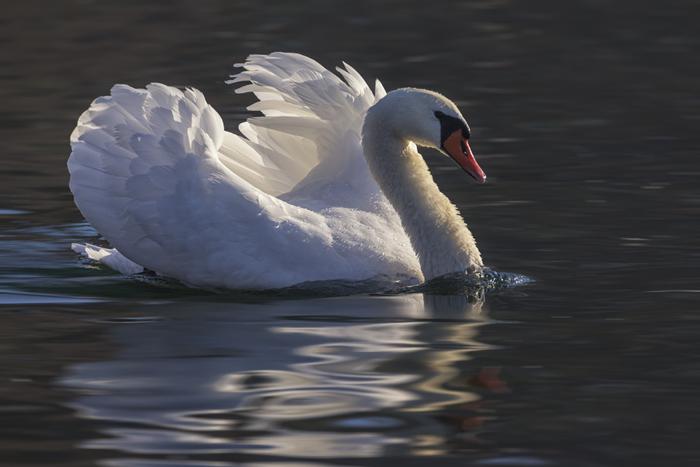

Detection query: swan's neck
xmin=362 ymin=131 xmax=483 ymax=280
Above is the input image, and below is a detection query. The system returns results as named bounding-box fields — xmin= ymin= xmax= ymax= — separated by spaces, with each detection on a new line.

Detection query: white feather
xmin=71 ymin=243 xmax=144 ymax=276
xmin=69 ymin=53 xmax=420 ymax=288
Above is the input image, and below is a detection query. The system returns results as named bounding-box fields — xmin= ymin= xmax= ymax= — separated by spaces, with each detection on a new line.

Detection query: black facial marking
xmin=434 ymin=110 xmax=470 ymax=147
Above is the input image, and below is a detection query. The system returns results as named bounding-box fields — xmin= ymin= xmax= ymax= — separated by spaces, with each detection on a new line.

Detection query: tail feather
xmin=72 ymin=243 xmax=144 ymax=275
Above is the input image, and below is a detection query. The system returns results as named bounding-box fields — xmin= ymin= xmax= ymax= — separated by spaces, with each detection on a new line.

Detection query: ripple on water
xmin=0 ymin=209 xmax=30 ymax=216
xmin=0 ymin=289 xmax=103 ymax=305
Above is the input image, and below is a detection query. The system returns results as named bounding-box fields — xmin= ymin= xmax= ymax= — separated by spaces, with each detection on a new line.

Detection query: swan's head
xmin=365 ymin=88 xmax=486 ymax=183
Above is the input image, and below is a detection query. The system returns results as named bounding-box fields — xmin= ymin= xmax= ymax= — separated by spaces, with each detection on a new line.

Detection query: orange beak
xmin=442 ymin=130 xmax=487 ymax=184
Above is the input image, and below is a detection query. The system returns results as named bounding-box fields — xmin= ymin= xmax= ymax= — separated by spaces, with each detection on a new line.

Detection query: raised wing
xmin=225 ymin=52 xmax=388 ymax=206
xmin=68 ymin=54 xmax=409 ymax=288
xmin=69 ymin=83 xmax=341 ymax=288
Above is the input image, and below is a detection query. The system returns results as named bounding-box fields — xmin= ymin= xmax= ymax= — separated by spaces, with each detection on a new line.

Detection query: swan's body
xmin=68 ymin=53 xmax=486 ymax=289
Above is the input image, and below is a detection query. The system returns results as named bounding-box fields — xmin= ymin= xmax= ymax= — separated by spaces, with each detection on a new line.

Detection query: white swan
xmin=68 ymin=52 xmax=487 ymax=289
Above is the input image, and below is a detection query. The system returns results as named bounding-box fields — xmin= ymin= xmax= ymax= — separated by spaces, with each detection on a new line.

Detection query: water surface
xmin=2 ymin=1 xmax=700 ymax=466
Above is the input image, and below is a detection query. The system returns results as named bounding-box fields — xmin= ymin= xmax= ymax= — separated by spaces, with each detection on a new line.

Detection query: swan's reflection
xmin=62 ymin=293 xmax=501 ymax=462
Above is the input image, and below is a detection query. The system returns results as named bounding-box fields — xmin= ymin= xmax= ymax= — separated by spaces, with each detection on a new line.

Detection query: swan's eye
xmin=435 ymin=111 xmax=470 ymax=145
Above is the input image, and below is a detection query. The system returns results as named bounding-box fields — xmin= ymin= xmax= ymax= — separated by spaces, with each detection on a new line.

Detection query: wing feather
xmin=226 ymin=52 xmax=390 ymax=204
xmin=69 ymin=53 xmax=415 ymax=288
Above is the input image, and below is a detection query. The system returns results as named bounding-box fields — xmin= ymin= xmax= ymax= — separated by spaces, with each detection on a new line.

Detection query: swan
xmin=68 ymin=52 xmax=487 ymax=289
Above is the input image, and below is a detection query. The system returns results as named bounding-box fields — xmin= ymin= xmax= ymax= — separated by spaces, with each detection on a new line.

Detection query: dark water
xmin=2 ymin=1 xmax=700 ymax=465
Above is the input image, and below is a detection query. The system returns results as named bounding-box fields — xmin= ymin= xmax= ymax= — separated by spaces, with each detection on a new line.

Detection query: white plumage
xmin=69 ymin=52 xmax=484 ymax=289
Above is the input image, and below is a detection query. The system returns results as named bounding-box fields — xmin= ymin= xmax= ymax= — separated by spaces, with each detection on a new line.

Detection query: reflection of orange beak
xmin=442 ymin=130 xmax=487 ymax=183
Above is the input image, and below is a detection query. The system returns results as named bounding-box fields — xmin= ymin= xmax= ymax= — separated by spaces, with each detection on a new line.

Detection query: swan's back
xmin=68 ymin=53 xmax=419 ymax=288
